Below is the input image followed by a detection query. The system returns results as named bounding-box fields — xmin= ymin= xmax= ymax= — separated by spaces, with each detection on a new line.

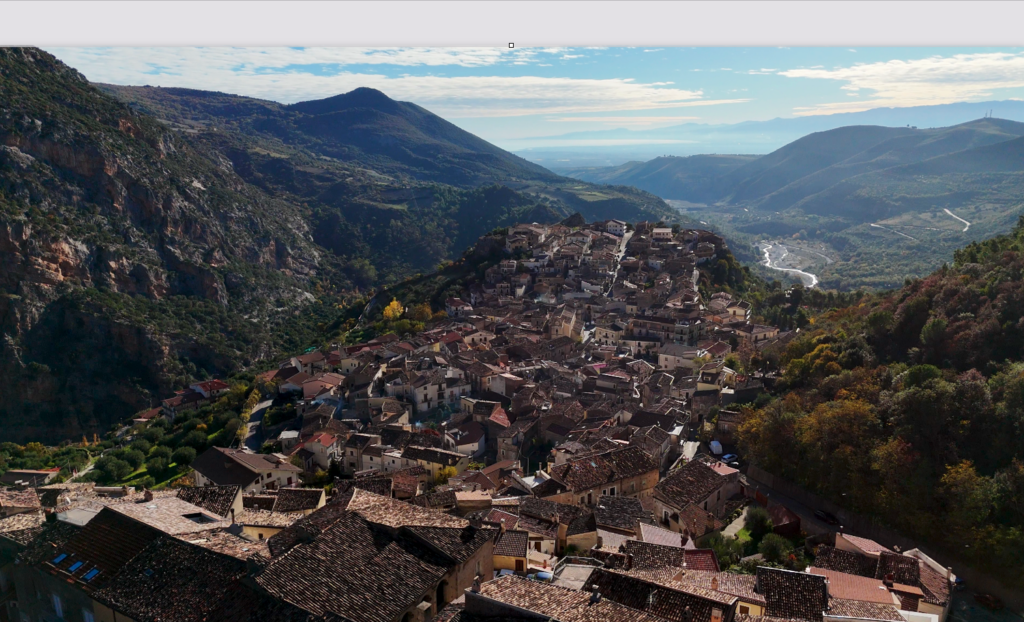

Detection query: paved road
xmin=244 ymin=398 xmax=274 ymax=451
xmin=66 ymin=459 xmax=96 ymax=482
xmin=740 ymin=473 xmax=837 ymax=536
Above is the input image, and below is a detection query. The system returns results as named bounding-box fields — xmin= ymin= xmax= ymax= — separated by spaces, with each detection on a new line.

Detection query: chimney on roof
xmin=946 ymin=566 xmax=952 ymax=581
xmin=711 ymin=576 xmax=719 ymax=591
xmin=589 ymin=586 xmax=602 ymax=605
xmin=143 ymin=489 xmax=154 ymax=502
xmin=499 ymin=518 xmax=506 ymax=534
xmin=625 ymin=553 xmax=633 ymax=571
xmin=883 ymin=573 xmax=895 ymax=589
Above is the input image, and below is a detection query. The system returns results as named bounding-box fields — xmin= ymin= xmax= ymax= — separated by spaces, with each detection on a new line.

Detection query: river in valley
xmin=759 ymin=242 xmax=819 ymax=288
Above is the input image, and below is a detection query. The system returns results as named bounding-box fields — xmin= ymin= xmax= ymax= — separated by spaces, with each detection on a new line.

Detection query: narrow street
xmin=244 ymin=398 xmax=274 ymax=451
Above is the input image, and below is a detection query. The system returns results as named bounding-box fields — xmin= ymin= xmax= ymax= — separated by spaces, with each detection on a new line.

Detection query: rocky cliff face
xmin=0 ymin=48 xmax=329 ymax=441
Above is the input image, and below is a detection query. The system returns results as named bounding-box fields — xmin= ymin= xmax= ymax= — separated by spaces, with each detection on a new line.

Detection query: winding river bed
xmin=759 ymin=242 xmax=819 ymax=288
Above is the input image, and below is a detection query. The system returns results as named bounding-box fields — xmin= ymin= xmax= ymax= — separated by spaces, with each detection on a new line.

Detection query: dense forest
xmin=737 ymin=217 xmax=1024 ymax=587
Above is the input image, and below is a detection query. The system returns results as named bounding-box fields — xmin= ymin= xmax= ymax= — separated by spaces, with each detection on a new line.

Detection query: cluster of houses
xmin=0 ymin=468 xmax=955 ymax=622
xmin=0 ymin=220 xmax=956 ymax=622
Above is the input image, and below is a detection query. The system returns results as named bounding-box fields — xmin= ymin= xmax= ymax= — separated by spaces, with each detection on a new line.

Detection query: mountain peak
xmin=288 ymin=87 xmax=400 ymax=115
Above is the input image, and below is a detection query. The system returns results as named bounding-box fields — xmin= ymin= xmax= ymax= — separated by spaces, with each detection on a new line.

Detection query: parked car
xmin=814 ymin=510 xmax=840 ymax=525
xmin=721 ymin=453 xmax=738 ymax=462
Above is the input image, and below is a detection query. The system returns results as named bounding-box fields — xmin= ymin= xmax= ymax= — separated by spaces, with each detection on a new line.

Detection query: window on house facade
xmin=739 ymin=606 xmax=749 ymax=615
xmin=717 ymin=490 xmax=721 ymax=501
xmin=51 ymin=594 xmax=63 ymax=619
xmin=704 ymin=501 xmax=708 ymax=510
xmin=609 ymin=487 xmax=616 ymax=496
xmin=83 ymin=609 xmax=95 ymax=622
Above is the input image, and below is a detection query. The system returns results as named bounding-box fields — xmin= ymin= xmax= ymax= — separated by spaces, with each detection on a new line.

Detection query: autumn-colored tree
xmin=435 ymin=466 xmax=457 ymax=485
xmin=409 ymin=303 xmax=433 ymax=322
xmin=939 ymin=460 xmax=997 ymax=532
xmin=383 ymin=299 xmax=404 ymax=321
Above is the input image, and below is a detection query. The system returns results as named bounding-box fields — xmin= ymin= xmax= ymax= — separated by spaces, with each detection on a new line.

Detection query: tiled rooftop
xmin=493 ymin=529 xmax=529 ymax=557
xmin=653 ymin=458 xmax=727 ymax=510
xmin=175 ymin=485 xmax=240 ymax=518
xmin=108 ymin=496 xmax=230 ymax=535
xmin=583 ymin=568 xmax=735 ymax=622
xmin=346 ymin=488 xmax=469 ymax=529
xmin=476 ymin=574 xmax=668 ymax=622
xmin=757 ymin=567 xmax=828 ymax=622
xmin=808 ymin=568 xmax=894 ymax=605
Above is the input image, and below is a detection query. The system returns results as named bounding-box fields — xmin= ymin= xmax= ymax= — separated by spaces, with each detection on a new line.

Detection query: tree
xmin=435 ymin=466 xmax=457 ymax=485
xmin=745 ymin=505 xmax=774 ymax=541
xmin=172 ymin=446 xmax=197 ymax=466
xmin=758 ymin=533 xmax=793 ymax=564
xmin=122 ymin=449 xmax=146 ymax=470
xmin=146 ymin=456 xmax=169 ymax=475
xmin=724 ymin=354 xmax=743 ymax=373
xmin=383 ymin=299 xmax=404 ymax=321
xmin=704 ymin=532 xmax=744 ymax=567
xmin=100 ymin=458 xmax=132 ymax=482
xmin=151 ymin=446 xmax=173 ymax=462
xmin=409 ymin=303 xmax=433 ymax=322
xmin=182 ymin=430 xmax=209 ymax=450
xmin=130 ymin=439 xmax=152 ymax=455
xmin=939 ymin=460 xmax=997 ymax=531
xmin=143 ymin=427 xmax=165 ymax=444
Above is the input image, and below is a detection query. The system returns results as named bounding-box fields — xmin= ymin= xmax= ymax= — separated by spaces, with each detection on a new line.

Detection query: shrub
xmin=129 ymin=439 xmax=152 ymax=455
xmin=136 ymin=476 xmax=156 ymax=490
xmin=746 ymin=505 xmax=774 ymax=541
xmin=705 ymin=532 xmax=744 ymax=567
xmin=758 ymin=533 xmax=793 ymax=564
xmin=172 ymin=446 xmax=196 ymax=466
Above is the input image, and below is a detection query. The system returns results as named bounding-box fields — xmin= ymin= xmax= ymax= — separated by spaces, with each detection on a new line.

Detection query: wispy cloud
xmin=748 ymin=68 xmax=778 ymax=75
xmin=781 ymin=52 xmax=1024 ymax=115
xmin=643 ymin=49 xmax=664 ymax=53
xmin=47 ymin=47 xmax=746 ymax=118
xmin=50 ymin=46 xmax=568 ymax=70
xmin=545 ymin=115 xmax=700 ymax=126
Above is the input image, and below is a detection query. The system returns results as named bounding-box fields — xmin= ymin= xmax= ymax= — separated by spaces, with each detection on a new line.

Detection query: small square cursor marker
xmin=509 ymin=43 xmax=514 ymax=49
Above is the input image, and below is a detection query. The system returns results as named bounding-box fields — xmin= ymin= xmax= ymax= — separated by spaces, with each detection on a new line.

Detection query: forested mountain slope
xmin=737 ymin=218 xmax=1024 ymax=587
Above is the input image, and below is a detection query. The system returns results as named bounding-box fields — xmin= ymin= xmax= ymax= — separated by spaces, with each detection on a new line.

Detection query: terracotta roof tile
xmin=808 ymin=568 xmax=893 ymax=604
xmin=477 ymin=574 xmax=667 ymax=622
xmin=827 ymin=598 xmax=905 ymax=621
xmin=583 ymin=568 xmax=736 ymax=622
xmin=757 ymin=567 xmax=828 ymax=622
xmin=493 ymin=529 xmax=529 ymax=557
xmin=175 ymin=486 xmax=240 ymax=518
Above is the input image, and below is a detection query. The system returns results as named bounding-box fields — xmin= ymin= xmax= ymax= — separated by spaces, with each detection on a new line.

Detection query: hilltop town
xmin=0 ymin=219 xmax=956 ymax=622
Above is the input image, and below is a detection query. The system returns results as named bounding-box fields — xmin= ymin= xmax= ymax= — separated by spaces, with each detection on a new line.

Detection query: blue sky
xmin=47 ymin=46 xmax=1024 ymax=148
